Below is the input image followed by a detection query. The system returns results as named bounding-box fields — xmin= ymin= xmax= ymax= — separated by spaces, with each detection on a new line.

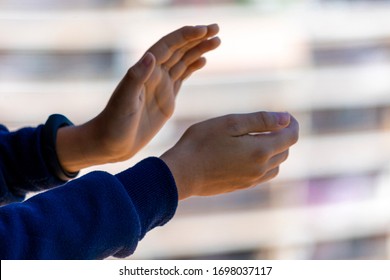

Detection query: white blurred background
xmin=1 ymin=0 xmax=390 ymax=259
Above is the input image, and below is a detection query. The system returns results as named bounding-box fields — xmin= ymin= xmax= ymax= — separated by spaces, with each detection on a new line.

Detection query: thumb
xmin=106 ymin=52 xmax=155 ymax=113
xmin=228 ymin=111 xmax=291 ymax=136
xmin=123 ymin=52 xmax=155 ymax=89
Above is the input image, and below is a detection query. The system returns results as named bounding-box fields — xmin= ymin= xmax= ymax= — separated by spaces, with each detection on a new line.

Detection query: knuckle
xmin=186 ymin=122 xmax=199 ymax=134
xmin=224 ymin=114 xmax=241 ymax=134
xmin=185 ymin=121 xmax=208 ymax=139
xmin=182 ymin=26 xmax=194 ymax=40
xmin=255 ymin=111 xmax=273 ymax=129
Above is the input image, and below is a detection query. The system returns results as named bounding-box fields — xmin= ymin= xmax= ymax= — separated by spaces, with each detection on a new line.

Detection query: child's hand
xmin=57 ymin=24 xmax=220 ymax=172
xmin=98 ymin=24 xmax=220 ymax=160
xmin=160 ymin=112 xmax=299 ymax=200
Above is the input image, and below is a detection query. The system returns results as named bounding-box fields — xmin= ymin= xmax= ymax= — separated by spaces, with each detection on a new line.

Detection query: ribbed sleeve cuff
xmin=115 ymin=157 xmax=178 ymax=239
xmin=41 ymin=114 xmax=79 ymax=181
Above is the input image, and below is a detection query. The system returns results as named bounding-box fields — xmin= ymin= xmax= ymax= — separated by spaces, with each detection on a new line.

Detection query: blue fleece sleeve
xmin=0 ymin=157 xmax=178 ymax=259
xmin=0 ymin=125 xmax=65 ymax=204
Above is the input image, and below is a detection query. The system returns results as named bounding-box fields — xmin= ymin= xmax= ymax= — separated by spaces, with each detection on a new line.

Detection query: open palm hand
xmin=94 ymin=24 xmax=220 ymax=161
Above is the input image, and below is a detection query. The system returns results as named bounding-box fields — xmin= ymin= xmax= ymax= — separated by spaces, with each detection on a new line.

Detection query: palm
xmin=131 ymin=65 xmax=174 ymax=148
xmin=146 ymin=64 xmax=176 ymax=118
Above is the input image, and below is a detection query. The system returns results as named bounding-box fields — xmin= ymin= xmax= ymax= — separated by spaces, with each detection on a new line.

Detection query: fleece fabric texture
xmin=0 ymin=124 xmax=178 ymax=259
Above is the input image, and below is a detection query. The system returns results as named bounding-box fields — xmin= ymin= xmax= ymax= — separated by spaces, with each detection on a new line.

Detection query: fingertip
xmin=198 ymin=56 xmax=207 ymax=65
xmin=193 ymin=23 xmax=219 ymax=38
xmin=180 ymin=57 xmax=207 ymax=81
xmin=193 ymin=25 xmax=208 ymax=37
xmin=212 ymin=36 xmax=222 ymax=47
xmin=288 ymin=115 xmax=300 ymax=144
xmin=206 ymin=23 xmax=220 ymax=38
xmin=277 ymin=112 xmax=291 ymax=127
xmin=194 ymin=57 xmax=207 ymax=72
xmin=208 ymin=23 xmax=220 ymax=32
xmin=128 ymin=52 xmax=155 ymax=82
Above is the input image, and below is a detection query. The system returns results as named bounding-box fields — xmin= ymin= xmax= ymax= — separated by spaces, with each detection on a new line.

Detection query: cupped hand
xmin=160 ymin=111 xmax=299 ymax=200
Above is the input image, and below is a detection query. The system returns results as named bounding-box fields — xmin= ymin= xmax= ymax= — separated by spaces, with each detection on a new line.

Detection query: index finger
xmin=257 ymin=115 xmax=299 ymax=155
xmin=226 ymin=111 xmax=291 ymax=137
xmin=148 ymin=24 xmax=218 ymax=63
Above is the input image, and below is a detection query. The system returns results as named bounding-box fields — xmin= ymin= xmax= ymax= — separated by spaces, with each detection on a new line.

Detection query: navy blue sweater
xmin=0 ymin=124 xmax=178 ymax=259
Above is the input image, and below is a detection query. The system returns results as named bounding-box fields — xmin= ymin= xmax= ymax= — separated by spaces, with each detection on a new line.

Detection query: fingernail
xmin=141 ymin=52 xmax=153 ymax=68
xmin=277 ymin=112 xmax=290 ymax=126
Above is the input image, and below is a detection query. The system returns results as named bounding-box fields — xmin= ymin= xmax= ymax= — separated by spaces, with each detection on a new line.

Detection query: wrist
xmin=160 ymin=150 xmax=194 ymax=200
xmin=56 ymin=120 xmax=110 ymax=172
